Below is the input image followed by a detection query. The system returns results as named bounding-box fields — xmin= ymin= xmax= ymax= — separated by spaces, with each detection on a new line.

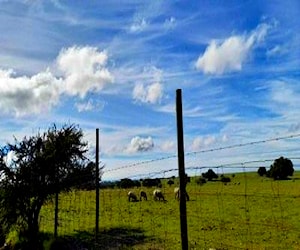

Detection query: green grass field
xmin=39 ymin=172 xmax=300 ymax=249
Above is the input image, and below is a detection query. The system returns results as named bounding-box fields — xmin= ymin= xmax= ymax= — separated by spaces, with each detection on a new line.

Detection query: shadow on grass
xmin=45 ymin=227 xmax=154 ymax=250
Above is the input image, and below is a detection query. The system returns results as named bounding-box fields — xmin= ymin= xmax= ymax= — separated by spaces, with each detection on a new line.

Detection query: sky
xmin=0 ymin=0 xmax=299 ymax=181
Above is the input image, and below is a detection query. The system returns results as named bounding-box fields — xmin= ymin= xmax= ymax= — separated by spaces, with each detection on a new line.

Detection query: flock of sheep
xmin=127 ymin=187 xmax=189 ymax=202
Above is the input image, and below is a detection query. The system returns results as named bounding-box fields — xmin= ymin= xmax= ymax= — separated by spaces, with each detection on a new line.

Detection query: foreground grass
xmin=39 ymin=172 xmax=300 ymax=249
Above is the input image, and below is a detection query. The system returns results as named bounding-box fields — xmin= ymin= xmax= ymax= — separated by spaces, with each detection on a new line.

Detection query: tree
xmin=202 ymin=169 xmax=218 ymax=181
xmin=142 ymin=178 xmax=161 ymax=187
xmin=269 ymin=156 xmax=294 ymax=180
xmin=0 ymin=124 xmax=88 ymax=248
xmin=257 ymin=166 xmax=267 ymax=176
xmin=68 ymin=161 xmax=104 ymax=190
xmin=118 ymin=178 xmax=135 ymax=188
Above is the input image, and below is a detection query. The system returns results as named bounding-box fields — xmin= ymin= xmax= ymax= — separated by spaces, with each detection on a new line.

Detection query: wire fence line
xmin=104 ymin=132 xmax=300 ymax=175
xmin=38 ymin=132 xmax=300 ymax=249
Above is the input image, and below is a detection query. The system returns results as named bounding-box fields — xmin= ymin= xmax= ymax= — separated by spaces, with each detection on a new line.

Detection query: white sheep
xmin=174 ymin=187 xmax=190 ymax=201
xmin=153 ymin=189 xmax=165 ymax=201
xmin=128 ymin=191 xmax=138 ymax=202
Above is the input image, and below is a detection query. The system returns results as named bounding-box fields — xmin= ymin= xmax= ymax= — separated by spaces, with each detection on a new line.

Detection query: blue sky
xmin=0 ymin=1 xmax=299 ymax=180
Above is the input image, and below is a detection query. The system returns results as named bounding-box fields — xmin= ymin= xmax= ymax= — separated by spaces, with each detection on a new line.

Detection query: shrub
xmin=221 ymin=176 xmax=231 ymax=183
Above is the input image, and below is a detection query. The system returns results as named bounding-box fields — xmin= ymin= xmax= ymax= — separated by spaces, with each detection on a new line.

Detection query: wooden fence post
xmin=95 ymin=128 xmax=100 ymax=241
xmin=176 ymin=89 xmax=188 ymax=250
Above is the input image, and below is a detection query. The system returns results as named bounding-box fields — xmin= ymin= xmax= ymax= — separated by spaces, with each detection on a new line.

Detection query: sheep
xmin=140 ymin=190 xmax=147 ymax=201
xmin=174 ymin=187 xmax=190 ymax=201
xmin=128 ymin=191 xmax=138 ymax=202
xmin=153 ymin=189 xmax=165 ymax=201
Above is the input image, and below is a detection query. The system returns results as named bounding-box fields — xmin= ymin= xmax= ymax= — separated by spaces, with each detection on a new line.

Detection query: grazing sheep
xmin=153 ymin=189 xmax=165 ymax=201
xmin=140 ymin=190 xmax=147 ymax=201
xmin=128 ymin=191 xmax=138 ymax=202
xmin=174 ymin=187 xmax=190 ymax=201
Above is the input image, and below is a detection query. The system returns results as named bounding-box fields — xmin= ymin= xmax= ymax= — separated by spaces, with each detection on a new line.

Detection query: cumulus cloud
xmin=133 ymin=82 xmax=163 ymax=104
xmin=0 ymin=69 xmax=61 ymax=117
xmin=125 ymin=136 xmax=154 ymax=153
xmin=57 ymin=46 xmax=113 ymax=98
xmin=0 ymin=46 xmax=113 ymax=117
xmin=195 ymin=23 xmax=270 ymax=74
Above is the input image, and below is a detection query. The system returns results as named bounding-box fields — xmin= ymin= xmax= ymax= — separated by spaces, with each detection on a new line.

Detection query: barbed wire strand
xmin=104 ymin=133 xmax=300 ymax=174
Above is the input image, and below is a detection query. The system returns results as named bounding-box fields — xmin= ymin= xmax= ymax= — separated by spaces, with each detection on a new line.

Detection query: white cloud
xmin=164 ymin=17 xmax=176 ymax=30
xmin=75 ymin=100 xmax=94 ymax=112
xmin=3 ymin=150 xmax=16 ymax=167
xmin=191 ymin=136 xmax=202 ymax=151
xmin=160 ymin=140 xmax=176 ymax=152
xmin=75 ymin=99 xmax=105 ymax=113
xmin=0 ymin=68 xmax=61 ymax=117
xmin=266 ymin=45 xmax=282 ymax=57
xmin=270 ymin=81 xmax=299 ymax=106
xmin=0 ymin=46 xmax=113 ymax=117
xmin=133 ymin=82 xmax=163 ymax=104
xmin=125 ymin=136 xmax=154 ymax=153
xmin=190 ymin=135 xmax=217 ymax=151
xmin=195 ymin=23 xmax=270 ymax=74
xmin=130 ymin=18 xmax=148 ymax=33
xmin=57 ymin=46 xmax=113 ymax=98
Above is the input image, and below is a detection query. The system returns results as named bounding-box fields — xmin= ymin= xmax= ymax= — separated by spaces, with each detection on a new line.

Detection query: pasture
xmin=39 ymin=172 xmax=300 ymax=249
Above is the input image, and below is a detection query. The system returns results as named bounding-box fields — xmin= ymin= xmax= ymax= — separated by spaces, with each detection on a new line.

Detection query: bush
xmin=221 ymin=176 xmax=231 ymax=183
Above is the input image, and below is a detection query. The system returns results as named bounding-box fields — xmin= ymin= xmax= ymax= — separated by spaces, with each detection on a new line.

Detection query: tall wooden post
xmin=176 ymin=89 xmax=188 ymax=250
xmin=95 ymin=128 xmax=100 ymax=241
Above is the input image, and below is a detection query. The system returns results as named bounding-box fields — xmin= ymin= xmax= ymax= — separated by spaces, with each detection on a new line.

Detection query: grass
xmin=39 ymin=172 xmax=300 ymax=249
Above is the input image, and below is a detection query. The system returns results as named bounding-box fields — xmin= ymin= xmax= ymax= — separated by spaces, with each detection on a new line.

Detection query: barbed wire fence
xmin=38 ymin=131 xmax=300 ymax=249
xmin=38 ymin=87 xmax=300 ymax=249
xmin=99 ymin=132 xmax=300 ymax=249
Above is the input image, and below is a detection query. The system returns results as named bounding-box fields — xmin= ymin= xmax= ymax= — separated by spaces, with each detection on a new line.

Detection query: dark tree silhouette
xmin=68 ymin=161 xmax=104 ymax=190
xmin=0 ymin=124 xmax=87 ymax=248
xmin=202 ymin=169 xmax=218 ymax=181
xmin=269 ymin=156 xmax=294 ymax=180
xmin=142 ymin=178 xmax=161 ymax=187
xmin=257 ymin=166 xmax=267 ymax=176
xmin=221 ymin=176 xmax=231 ymax=183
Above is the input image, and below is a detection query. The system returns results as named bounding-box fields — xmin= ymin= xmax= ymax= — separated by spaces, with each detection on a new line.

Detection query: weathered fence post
xmin=95 ymin=128 xmax=100 ymax=241
xmin=176 ymin=89 xmax=188 ymax=250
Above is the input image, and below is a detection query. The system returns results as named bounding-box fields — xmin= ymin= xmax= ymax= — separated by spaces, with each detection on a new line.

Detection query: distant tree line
xmin=100 ymin=177 xmax=165 ymax=189
xmin=257 ymin=156 xmax=294 ymax=180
